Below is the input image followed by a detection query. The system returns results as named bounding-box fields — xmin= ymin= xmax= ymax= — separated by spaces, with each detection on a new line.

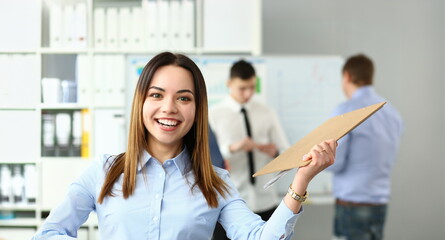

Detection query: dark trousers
xmin=212 ymin=206 xmax=276 ymax=240
xmin=334 ymin=201 xmax=388 ymax=240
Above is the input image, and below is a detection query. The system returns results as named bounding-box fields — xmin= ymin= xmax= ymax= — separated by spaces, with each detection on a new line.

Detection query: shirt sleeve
xmin=217 ymin=170 xmax=301 ymax=240
xmin=32 ymin=159 xmax=101 ymax=240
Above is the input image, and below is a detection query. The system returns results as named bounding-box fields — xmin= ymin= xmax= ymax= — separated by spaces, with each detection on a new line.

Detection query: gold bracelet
xmin=287 ymin=184 xmax=308 ymax=202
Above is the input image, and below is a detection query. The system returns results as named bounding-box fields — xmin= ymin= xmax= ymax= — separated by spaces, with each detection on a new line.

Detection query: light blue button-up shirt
xmin=327 ymin=86 xmax=404 ymax=204
xmin=33 ymin=148 xmax=300 ymax=240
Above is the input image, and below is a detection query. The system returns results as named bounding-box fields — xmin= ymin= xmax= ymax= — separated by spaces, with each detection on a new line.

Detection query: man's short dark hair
xmin=343 ymin=54 xmax=374 ymax=86
xmin=230 ymin=59 xmax=256 ymax=80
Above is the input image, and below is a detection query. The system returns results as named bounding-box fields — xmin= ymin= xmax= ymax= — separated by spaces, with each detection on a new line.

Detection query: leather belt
xmin=336 ymin=198 xmax=384 ymax=207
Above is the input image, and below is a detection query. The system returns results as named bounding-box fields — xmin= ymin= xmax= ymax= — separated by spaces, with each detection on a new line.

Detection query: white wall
xmin=262 ymin=0 xmax=445 ymax=239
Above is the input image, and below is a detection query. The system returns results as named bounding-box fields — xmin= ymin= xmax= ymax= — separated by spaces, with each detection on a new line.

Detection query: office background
xmin=0 ymin=0 xmax=443 ymax=239
xmin=262 ymin=0 xmax=444 ymax=239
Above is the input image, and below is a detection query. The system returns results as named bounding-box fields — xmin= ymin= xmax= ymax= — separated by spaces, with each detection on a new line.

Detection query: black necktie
xmin=241 ymin=107 xmax=255 ymax=184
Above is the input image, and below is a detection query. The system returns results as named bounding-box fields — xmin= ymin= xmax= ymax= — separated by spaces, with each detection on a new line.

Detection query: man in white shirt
xmin=210 ymin=60 xmax=289 ymax=239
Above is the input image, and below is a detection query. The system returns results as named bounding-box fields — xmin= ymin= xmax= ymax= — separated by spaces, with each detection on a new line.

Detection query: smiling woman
xmin=143 ymin=65 xmax=196 ymax=156
xmin=97 ymin=52 xmax=227 ymax=208
xmin=32 ymin=52 xmax=337 ymax=240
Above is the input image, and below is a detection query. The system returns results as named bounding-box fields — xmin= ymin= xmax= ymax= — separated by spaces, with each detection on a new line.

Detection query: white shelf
xmin=0 ymin=0 xmax=262 ymax=233
xmin=0 ymin=205 xmax=37 ymax=211
xmin=0 ymin=107 xmax=37 ymax=111
xmin=39 ymin=103 xmax=88 ymax=110
xmin=0 ymin=218 xmax=39 ymax=227
xmin=40 ymin=157 xmax=89 ymax=161
xmin=199 ymin=48 xmax=256 ymax=55
xmin=39 ymin=48 xmax=89 ymax=54
xmin=0 ymin=50 xmax=38 ymax=54
xmin=3 ymin=48 xmax=204 ymax=55
xmin=0 ymin=160 xmax=37 ymax=164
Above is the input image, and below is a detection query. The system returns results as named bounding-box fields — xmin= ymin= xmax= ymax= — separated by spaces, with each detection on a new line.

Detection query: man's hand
xmin=229 ymin=137 xmax=256 ymax=153
xmin=257 ymin=143 xmax=278 ymax=158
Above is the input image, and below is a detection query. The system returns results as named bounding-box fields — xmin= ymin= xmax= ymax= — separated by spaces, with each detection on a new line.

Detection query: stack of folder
xmin=49 ymin=2 xmax=87 ymax=49
xmin=94 ymin=0 xmax=195 ymax=51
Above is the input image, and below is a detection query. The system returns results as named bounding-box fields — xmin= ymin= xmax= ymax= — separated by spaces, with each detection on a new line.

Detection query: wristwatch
xmin=287 ymin=184 xmax=308 ymax=202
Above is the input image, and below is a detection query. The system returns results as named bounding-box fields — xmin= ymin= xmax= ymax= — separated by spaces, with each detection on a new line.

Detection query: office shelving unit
xmin=0 ymin=0 xmax=261 ymax=239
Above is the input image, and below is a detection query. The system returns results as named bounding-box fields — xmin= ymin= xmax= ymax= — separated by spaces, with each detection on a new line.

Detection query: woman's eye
xmin=150 ymin=93 xmax=161 ymax=98
xmin=178 ymin=96 xmax=191 ymax=102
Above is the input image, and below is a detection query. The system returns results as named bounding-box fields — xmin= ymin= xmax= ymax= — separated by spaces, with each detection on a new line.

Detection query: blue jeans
xmin=334 ymin=202 xmax=388 ymax=240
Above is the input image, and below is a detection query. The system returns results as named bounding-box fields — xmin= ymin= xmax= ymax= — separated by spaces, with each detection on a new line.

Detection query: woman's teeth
xmin=157 ymin=119 xmax=179 ymax=127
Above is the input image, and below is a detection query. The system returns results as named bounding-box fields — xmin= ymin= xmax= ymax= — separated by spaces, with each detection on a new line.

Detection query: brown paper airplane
xmin=253 ymin=102 xmax=386 ymax=177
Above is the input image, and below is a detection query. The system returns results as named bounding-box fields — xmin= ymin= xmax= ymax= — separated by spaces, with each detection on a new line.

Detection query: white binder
xmin=131 ymin=7 xmax=144 ymax=49
xmin=158 ymin=0 xmax=170 ymax=50
xmin=144 ymin=1 xmax=158 ymax=50
xmin=63 ymin=5 xmax=75 ymax=48
xmin=94 ymin=109 xmax=126 ymax=158
xmin=181 ymin=0 xmax=195 ymax=50
xmin=76 ymin=55 xmax=92 ymax=105
xmin=106 ymin=8 xmax=119 ymax=49
xmin=169 ymin=0 xmax=181 ymax=51
xmin=49 ymin=5 xmax=63 ymax=48
xmin=73 ymin=2 xmax=87 ymax=49
xmin=107 ymin=55 xmax=125 ymax=107
xmin=119 ymin=7 xmax=132 ymax=49
xmin=94 ymin=8 xmax=106 ymax=49
xmin=93 ymin=55 xmax=106 ymax=106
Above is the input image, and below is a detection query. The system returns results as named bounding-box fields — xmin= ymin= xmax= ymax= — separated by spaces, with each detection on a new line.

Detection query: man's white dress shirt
xmin=209 ymin=96 xmax=289 ymax=212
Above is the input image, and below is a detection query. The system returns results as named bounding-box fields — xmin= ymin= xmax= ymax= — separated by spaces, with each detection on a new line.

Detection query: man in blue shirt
xmin=327 ymin=54 xmax=403 ymax=240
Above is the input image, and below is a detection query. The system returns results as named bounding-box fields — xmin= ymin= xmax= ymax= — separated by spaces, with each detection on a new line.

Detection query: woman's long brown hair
xmin=98 ymin=52 xmax=229 ymax=207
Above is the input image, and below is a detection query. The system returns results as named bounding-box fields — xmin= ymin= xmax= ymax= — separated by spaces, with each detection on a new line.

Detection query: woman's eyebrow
xmin=148 ymin=86 xmax=165 ymax=91
xmin=177 ymin=89 xmax=194 ymax=95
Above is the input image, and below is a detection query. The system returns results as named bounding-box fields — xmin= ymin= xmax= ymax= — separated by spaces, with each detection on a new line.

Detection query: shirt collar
xmin=351 ymin=85 xmax=374 ymax=99
xmin=226 ymin=95 xmax=253 ymax=112
xmin=138 ymin=147 xmax=191 ymax=176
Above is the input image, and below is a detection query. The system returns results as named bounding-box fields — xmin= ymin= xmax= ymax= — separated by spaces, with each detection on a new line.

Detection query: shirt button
xmin=155 ymin=193 xmax=160 ymax=199
xmin=158 ymin=173 xmax=163 ymax=178
xmin=153 ymin=216 xmax=158 ymax=222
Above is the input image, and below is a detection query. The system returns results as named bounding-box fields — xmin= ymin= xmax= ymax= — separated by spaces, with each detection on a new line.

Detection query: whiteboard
xmin=262 ymin=56 xmax=345 ymax=200
xmin=126 ymin=55 xmax=345 ymax=202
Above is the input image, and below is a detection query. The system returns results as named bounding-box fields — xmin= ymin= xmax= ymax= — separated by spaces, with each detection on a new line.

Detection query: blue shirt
xmin=327 ymin=86 xmax=403 ymax=204
xmin=33 ymin=148 xmax=300 ymax=240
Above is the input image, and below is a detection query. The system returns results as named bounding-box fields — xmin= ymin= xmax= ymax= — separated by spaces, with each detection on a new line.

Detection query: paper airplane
xmin=254 ymin=102 xmax=386 ymax=177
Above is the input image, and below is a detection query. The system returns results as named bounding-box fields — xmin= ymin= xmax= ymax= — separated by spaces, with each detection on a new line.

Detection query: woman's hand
xmin=284 ymin=139 xmax=337 ymax=213
xmin=294 ymin=139 xmax=337 ymax=186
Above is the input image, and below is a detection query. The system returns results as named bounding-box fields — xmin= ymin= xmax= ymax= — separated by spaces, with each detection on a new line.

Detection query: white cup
xmin=41 ymin=78 xmax=61 ymax=103
xmin=61 ymin=80 xmax=77 ymax=103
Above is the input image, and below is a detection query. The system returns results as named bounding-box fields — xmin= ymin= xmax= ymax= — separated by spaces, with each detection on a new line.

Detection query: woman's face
xmin=142 ymin=65 xmax=196 ymax=150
